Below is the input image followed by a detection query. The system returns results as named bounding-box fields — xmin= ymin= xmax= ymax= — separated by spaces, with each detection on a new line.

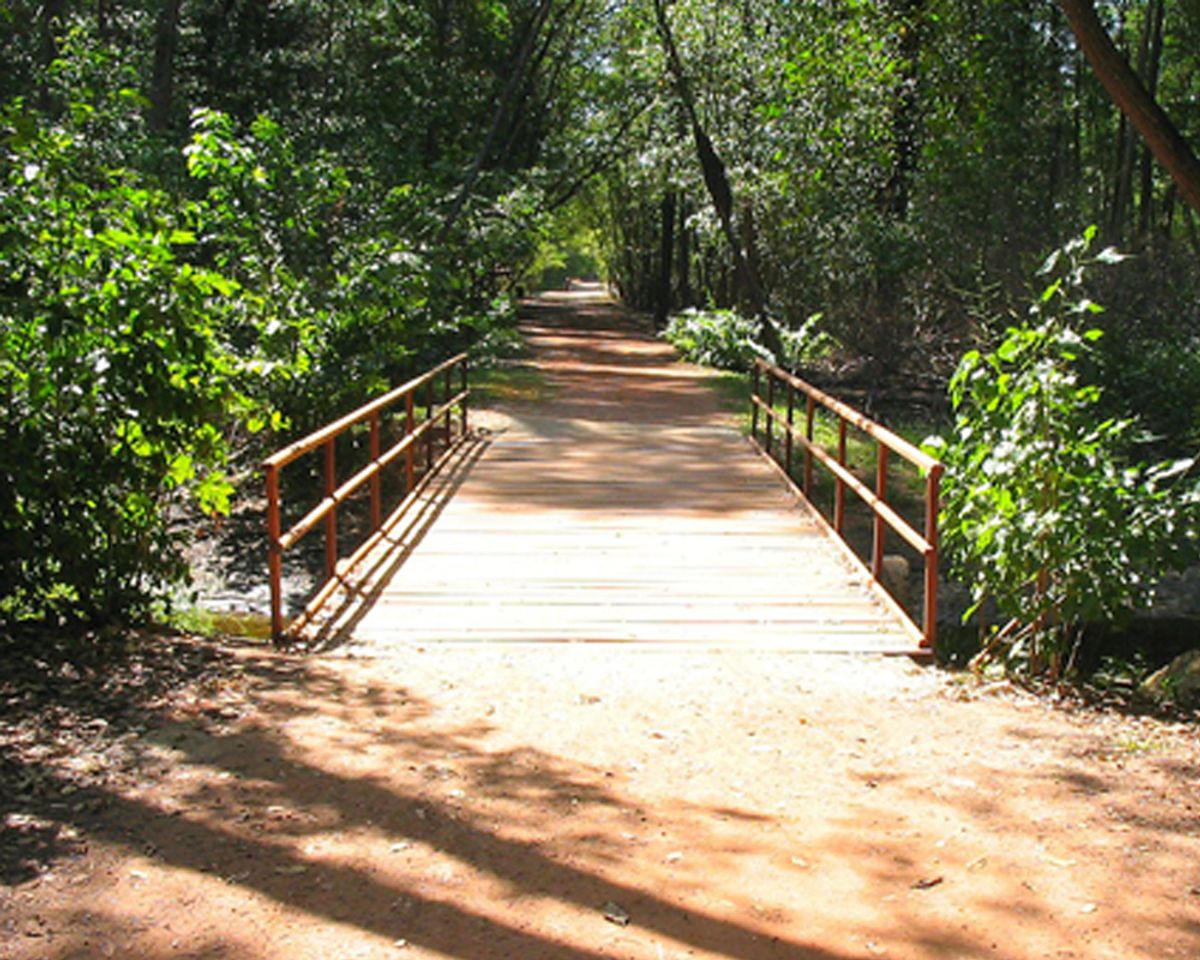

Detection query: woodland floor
xmin=3 ymin=289 xmax=1200 ymax=959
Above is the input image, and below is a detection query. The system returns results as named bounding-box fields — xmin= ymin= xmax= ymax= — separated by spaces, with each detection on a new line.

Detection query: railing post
xmin=443 ymin=366 xmax=453 ymax=444
xmin=785 ymin=381 xmax=794 ymax=479
xmin=804 ymin=395 xmax=815 ymax=496
xmin=750 ymin=363 xmax=760 ymax=443
xmin=323 ymin=437 xmax=337 ymax=579
xmin=460 ymin=357 xmax=469 ymax=436
xmin=872 ymin=442 xmax=889 ymax=578
xmin=923 ymin=465 xmax=943 ymax=650
xmin=765 ymin=369 xmax=775 ymax=458
xmin=834 ymin=418 xmax=847 ymax=534
xmin=369 ymin=412 xmax=382 ymax=533
xmin=424 ymin=379 xmax=435 ymax=473
xmin=265 ymin=463 xmax=284 ymax=642
xmin=405 ymin=392 xmax=415 ymax=493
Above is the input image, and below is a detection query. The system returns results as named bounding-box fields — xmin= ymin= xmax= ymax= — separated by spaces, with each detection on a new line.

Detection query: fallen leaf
xmin=911 ymin=876 xmax=943 ymax=890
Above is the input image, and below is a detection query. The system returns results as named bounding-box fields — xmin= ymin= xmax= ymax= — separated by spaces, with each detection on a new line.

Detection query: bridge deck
xmin=308 ymin=288 xmax=917 ymax=651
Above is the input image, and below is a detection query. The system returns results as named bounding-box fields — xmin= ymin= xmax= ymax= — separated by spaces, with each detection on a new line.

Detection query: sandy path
xmin=4 ymin=643 xmax=1198 ymax=959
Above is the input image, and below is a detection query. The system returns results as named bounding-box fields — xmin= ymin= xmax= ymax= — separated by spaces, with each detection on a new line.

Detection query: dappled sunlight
xmin=5 ymin=639 xmax=1199 ymax=959
xmin=16 ymin=652 xmax=878 ymax=960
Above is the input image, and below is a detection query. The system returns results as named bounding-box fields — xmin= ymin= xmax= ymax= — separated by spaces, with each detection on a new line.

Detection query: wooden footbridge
xmin=263 ymin=286 xmax=942 ymax=653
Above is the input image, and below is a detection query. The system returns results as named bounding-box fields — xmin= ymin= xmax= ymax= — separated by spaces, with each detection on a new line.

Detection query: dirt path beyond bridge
xmin=2 ymin=291 xmax=1199 ymax=960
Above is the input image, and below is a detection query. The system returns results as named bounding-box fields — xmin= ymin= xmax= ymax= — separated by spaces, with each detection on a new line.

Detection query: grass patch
xmin=706 ymin=368 xmax=940 ymax=509
xmin=471 ymin=361 xmax=554 ymax=406
xmin=706 ymin=370 xmax=753 ymax=424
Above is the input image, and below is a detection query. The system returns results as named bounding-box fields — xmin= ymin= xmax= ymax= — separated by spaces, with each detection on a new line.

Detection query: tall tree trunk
xmin=1110 ymin=113 xmax=1135 ymax=239
xmin=1107 ymin=10 xmax=1137 ymax=239
xmin=651 ymin=0 xmax=783 ymax=358
xmin=1136 ymin=0 xmax=1165 ymax=239
xmin=655 ymin=190 xmax=676 ymax=329
xmin=149 ymin=0 xmax=184 ymax=132
xmin=1059 ymin=0 xmax=1200 ymax=216
xmin=439 ymin=0 xmax=555 ymax=241
xmin=882 ymin=0 xmax=922 ymax=219
xmin=423 ymin=0 xmax=452 ymax=166
xmin=677 ymin=196 xmax=692 ymax=308
xmin=38 ymin=0 xmax=66 ymax=110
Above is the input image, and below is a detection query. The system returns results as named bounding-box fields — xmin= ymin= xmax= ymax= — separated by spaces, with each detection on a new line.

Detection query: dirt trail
xmin=3 ymin=291 xmax=1200 ymax=959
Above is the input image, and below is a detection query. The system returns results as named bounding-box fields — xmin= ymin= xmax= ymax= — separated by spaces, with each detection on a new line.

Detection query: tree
xmin=1059 ymin=0 xmax=1200 ymax=215
xmin=651 ymin=0 xmax=783 ymax=356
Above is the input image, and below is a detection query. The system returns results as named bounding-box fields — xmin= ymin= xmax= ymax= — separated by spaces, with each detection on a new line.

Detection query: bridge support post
xmin=923 ymin=465 xmax=943 ymax=650
xmin=750 ymin=364 xmax=760 ymax=443
xmin=369 ymin=413 xmax=382 ymax=533
xmin=405 ymin=394 xmax=416 ymax=493
xmin=323 ymin=438 xmax=337 ymax=579
xmin=266 ymin=463 xmax=284 ymax=642
xmin=872 ymin=443 xmax=889 ymax=578
xmin=785 ymin=383 xmax=794 ymax=479
xmin=834 ymin=420 xmax=847 ymax=534
xmin=460 ymin=358 xmax=469 ymax=435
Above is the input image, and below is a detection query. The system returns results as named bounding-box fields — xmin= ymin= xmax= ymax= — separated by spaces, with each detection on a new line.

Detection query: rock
xmin=879 ymin=555 xmax=911 ymax=608
xmin=601 ymin=901 xmax=631 ymax=926
xmin=1139 ymin=649 xmax=1200 ymax=705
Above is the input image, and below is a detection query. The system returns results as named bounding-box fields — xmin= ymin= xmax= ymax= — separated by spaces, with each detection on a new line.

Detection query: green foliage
xmin=663 ymin=307 xmax=831 ymax=372
xmin=0 ymin=91 xmax=275 ymax=623
xmin=663 ymin=308 xmax=770 ymax=371
xmin=928 ymin=229 xmax=1199 ymax=675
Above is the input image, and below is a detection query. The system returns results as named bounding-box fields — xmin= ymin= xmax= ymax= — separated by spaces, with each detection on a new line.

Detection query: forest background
xmin=2 ymin=0 xmax=1199 ymax=669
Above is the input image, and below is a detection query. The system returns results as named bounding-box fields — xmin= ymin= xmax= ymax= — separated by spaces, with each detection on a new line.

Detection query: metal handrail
xmin=750 ymin=358 xmax=943 ymax=650
xmin=263 ymin=353 xmax=470 ymax=641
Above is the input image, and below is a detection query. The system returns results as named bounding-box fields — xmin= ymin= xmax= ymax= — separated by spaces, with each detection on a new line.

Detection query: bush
xmin=927 ymin=228 xmax=1200 ymax=677
xmin=664 ymin=307 xmax=833 ymax=372
xmin=663 ymin=308 xmax=767 ymax=370
xmin=0 ymin=81 xmax=279 ymax=625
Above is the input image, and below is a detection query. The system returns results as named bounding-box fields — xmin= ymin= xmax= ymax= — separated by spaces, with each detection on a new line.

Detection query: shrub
xmin=927 ymin=228 xmax=1199 ymax=677
xmin=0 ymin=85 xmax=278 ymax=625
xmin=664 ymin=307 xmax=830 ymax=371
xmin=663 ymin=308 xmax=767 ymax=370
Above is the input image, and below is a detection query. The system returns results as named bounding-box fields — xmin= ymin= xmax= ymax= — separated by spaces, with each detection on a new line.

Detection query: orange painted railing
xmin=263 ymin=354 xmax=469 ymax=642
xmin=750 ymin=359 xmax=943 ymax=650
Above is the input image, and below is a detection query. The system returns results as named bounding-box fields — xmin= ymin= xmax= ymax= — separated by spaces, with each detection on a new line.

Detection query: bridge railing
xmin=263 ymin=353 xmax=470 ymax=642
xmin=750 ymin=359 xmax=943 ymax=650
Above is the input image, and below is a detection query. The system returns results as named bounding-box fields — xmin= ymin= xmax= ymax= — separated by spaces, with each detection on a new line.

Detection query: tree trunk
xmin=651 ymin=0 xmax=783 ymax=357
xmin=37 ymin=0 xmax=66 ymax=110
xmin=1136 ymin=0 xmax=1165 ymax=239
xmin=1059 ymin=0 xmax=1200 ymax=216
xmin=439 ymin=0 xmax=555 ymax=241
xmin=149 ymin=0 xmax=184 ymax=132
xmin=881 ymin=0 xmax=922 ymax=219
xmin=677 ymin=196 xmax=692 ymax=308
xmin=655 ymin=190 xmax=676 ymax=329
